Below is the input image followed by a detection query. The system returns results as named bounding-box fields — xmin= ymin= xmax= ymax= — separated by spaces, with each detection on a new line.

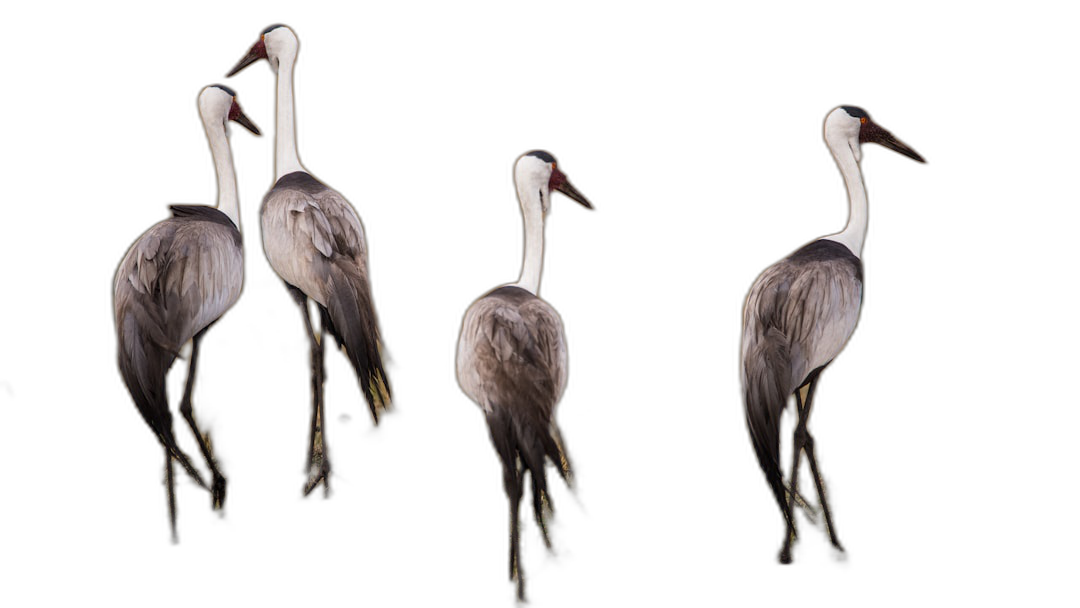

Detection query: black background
xmin=31 ymin=10 xmax=1045 ymax=608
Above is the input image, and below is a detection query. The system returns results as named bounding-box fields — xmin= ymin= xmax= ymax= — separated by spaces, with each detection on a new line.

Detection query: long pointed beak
xmin=226 ymin=40 xmax=266 ymax=77
xmin=230 ymin=103 xmax=261 ymax=135
xmin=550 ymin=167 xmax=593 ymax=209
xmin=863 ymin=121 xmax=925 ymax=163
xmin=875 ymin=130 xmax=925 ymax=163
xmin=557 ymin=178 xmax=600 ymax=211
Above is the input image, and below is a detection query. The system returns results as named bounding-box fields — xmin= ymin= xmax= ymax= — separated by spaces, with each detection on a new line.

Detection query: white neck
xmin=274 ymin=55 xmax=305 ymax=180
xmin=509 ymin=188 xmax=545 ymax=295
xmin=203 ymin=117 xmax=240 ymax=228
xmin=823 ymin=136 xmax=868 ymax=257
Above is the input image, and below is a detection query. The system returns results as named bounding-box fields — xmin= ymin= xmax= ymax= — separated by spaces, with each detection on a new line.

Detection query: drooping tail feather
xmin=744 ymin=327 xmax=793 ymax=527
xmin=116 ymin=313 xmax=206 ymax=487
xmin=321 ymin=261 xmax=392 ymax=422
xmin=118 ymin=312 xmax=172 ymax=442
xmin=481 ymin=403 xmax=565 ymax=604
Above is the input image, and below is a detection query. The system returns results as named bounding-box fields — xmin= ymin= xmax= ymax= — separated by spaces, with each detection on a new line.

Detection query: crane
xmin=741 ymin=106 xmax=924 ymax=562
xmin=227 ymin=24 xmax=392 ymax=495
xmin=457 ymin=150 xmax=592 ymax=600
xmin=113 ymin=85 xmax=259 ymax=540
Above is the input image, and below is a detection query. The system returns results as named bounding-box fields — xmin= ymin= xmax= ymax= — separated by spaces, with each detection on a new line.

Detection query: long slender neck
xmin=274 ymin=55 xmax=304 ymax=180
xmin=824 ymin=137 xmax=868 ymax=257
xmin=204 ymin=118 xmax=240 ymax=229
xmin=511 ymin=189 xmax=545 ymax=295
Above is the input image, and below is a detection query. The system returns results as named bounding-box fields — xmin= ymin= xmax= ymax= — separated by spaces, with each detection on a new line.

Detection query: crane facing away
xmin=741 ymin=106 xmax=924 ymax=563
xmin=227 ymin=24 xmax=392 ymax=496
xmin=113 ymin=85 xmax=259 ymax=541
xmin=457 ymin=150 xmax=592 ymax=600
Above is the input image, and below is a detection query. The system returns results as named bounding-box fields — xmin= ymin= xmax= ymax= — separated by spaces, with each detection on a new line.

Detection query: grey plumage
xmin=456 ymin=150 xmax=591 ymax=599
xmin=113 ymin=84 xmax=258 ymax=540
xmin=115 ymin=208 xmax=243 ymax=412
xmin=741 ymin=239 xmax=861 ymax=540
xmin=262 ymin=170 xmax=391 ymax=412
xmin=457 ymin=282 xmax=570 ymax=496
xmin=257 ymin=167 xmax=393 ymax=498
xmin=225 ymin=25 xmax=390 ymax=494
xmin=458 ymin=285 xmax=572 ymax=489
xmin=457 ymin=285 xmax=573 ymax=599
xmin=741 ymin=105 xmax=924 ymax=562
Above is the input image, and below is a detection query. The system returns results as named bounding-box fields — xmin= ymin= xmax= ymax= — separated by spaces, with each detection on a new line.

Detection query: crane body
xmin=227 ymin=24 xmax=391 ymax=495
xmin=456 ymin=150 xmax=592 ymax=600
xmin=113 ymin=85 xmax=259 ymax=540
xmin=741 ymin=106 xmax=924 ymax=562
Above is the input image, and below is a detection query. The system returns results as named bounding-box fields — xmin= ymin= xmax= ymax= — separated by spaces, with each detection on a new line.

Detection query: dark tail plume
xmin=321 ymin=261 xmax=392 ymax=422
xmin=116 ymin=306 xmax=212 ymax=501
xmin=744 ymin=327 xmax=792 ymax=527
xmin=485 ymin=405 xmax=572 ymax=600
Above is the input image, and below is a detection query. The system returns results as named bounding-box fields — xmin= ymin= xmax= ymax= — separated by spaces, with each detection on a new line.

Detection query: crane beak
xmin=861 ymin=120 xmax=926 ymax=163
xmin=226 ymin=39 xmax=267 ymax=77
xmin=550 ymin=167 xmax=593 ymax=209
xmin=229 ymin=101 xmax=261 ymax=135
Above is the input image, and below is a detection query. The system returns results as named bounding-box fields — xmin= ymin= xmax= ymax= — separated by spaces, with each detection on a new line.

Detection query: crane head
xmin=515 ymin=150 xmax=593 ymax=214
xmin=200 ymin=85 xmax=261 ymax=135
xmin=827 ymin=106 xmax=925 ymax=163
xmin=226 ymin=24 xmax=298 ymax=77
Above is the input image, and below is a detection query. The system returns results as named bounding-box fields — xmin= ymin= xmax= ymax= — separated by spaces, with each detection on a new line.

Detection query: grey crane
xmin=742 ymin=106 xmax=924 ymax=562
xmin=113 ymin=85 xmax=259 ymax=541
xmin=227 ymin=24 xmax=391 ymax=496
xmin=456 ymin=150 xmax=592 ymax=600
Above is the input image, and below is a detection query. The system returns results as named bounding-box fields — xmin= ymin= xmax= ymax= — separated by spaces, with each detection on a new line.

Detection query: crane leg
xmin=780 ymin=384 xmax=811 ymax=563
xmin=508 ymin=459 xmax=525 ymax=601
xmin=157 ymin=413 xmax=206 ymax=541
xmin=781 ymin=368 xmax=833 ymax=562
xmin=179 ymin=330 xmax=228 ymax=510
xmin=800 ymin=376 xmax=844 ymax=552
xmin=289 ymin=285 xmax=330 ymax=497
xmin=786 ymin=369 xmax=842 ymax=557
xmin=487 ymin=409 xmax=526 ymax=600
xmin=164 ymin=445 xmax=178 ymax=543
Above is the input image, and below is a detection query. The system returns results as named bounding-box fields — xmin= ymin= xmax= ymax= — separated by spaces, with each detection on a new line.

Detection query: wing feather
xmin=740 ymin=240 xmax=861 ymax=523
xmin=457 ymin=289 xmax=567 ymax=419
xmin=458 ymin=287 xmax=576 ymax=553
xmin=114 ymin=209 xmax=242 ymax=462
xmin=261 ymin=179 xmax=368 ymax=305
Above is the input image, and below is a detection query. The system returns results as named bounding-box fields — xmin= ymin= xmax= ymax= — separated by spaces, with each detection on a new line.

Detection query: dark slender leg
xmin=159 ymin=408 xmax=208 ymax=491
xmin=179 ymin=331 xmax=227 ymax=510
xmin=159 ymin=413 xmax=205 ymax=541
xmin=151 ymin=357 xmax=204 ymax=543
xmin=289 ymin=285 xmax=330 ymax=497
xmin=780 ymin=384 xmax=810 ymax=563
xmin=800 ymin=376 xmax=844 ymax=551
xmin=786 ymin=371 xmax=842 ymax=561
xmin=488 ymin=411 xmax=525 ymax=600
xmin=165 ymin=446 xmax=178 ymax=543
xmin=507 ymin=459 xmax=525 ymax=601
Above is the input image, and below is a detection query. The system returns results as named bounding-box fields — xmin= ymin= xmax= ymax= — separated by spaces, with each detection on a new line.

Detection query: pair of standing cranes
xmin=112 ymin=23 xmax=924 ymax=600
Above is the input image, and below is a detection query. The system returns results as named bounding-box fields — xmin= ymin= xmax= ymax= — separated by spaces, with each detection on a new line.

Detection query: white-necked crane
xmin=114 ymin=85 xmax=260 ymax=541
xmin=226 ymin=24 xmax=391 ymax=496
xmin=741 ymin=106 xmax=924 ymax=563
xmin=456 ymin=150 xmax=592 ymax=601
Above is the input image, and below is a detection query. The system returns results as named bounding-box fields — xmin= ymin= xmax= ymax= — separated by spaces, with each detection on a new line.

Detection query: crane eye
xmin=860 ymin=117 xmax=868 ymax=125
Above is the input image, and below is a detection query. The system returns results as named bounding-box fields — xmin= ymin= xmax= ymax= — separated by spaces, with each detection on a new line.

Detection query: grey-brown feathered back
xmin=741 ymin=239 xmax=862 ymax=521
xmin=457 ymin=285 xmax=574 ymax=534
xmin=261 ymin=171 xmax=391 ymax=417
xmin=113 ymin=206 xmax=242 ymax=452
xmin=458 ymin=287 xmax=567 ymax=419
